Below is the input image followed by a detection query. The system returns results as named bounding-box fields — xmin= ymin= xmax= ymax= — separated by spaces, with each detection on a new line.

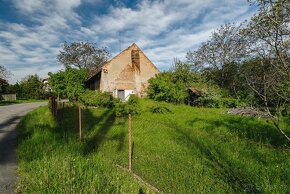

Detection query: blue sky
xmin=0 ymin=0 xmax=256 ymax=84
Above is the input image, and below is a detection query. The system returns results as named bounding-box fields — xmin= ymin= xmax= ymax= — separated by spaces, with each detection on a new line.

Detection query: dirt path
xmin=0 ymin=102 xmax=47 ymax=194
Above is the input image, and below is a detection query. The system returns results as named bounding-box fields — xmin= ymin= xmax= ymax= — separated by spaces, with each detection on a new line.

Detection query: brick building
xmin=86 ymin=43 xmax=160 ymax=101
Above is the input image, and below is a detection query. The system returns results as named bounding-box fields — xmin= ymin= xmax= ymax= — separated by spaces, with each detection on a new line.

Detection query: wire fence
xmin=47 ymin=98 xmax=287 ymax=193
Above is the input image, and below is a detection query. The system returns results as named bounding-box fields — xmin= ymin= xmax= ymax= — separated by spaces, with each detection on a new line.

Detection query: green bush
xmin=115 ymin=95 xmax=141 ymax=116
xmin=147 ymin=73 xmax=188 ymax=104
xmin=79 ymin=90 xmax=114 ymax=107
xmin=150 ymin=103 xmax=172 ymax=114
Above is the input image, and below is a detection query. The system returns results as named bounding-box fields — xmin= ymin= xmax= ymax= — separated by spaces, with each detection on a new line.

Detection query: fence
xmin=46 ymin=100 xmax=272 ymax=193
xmin=46 ymin=102 xmax=223 ymax=193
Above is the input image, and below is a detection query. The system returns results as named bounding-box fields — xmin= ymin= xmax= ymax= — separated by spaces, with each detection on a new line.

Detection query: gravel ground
xmin=0 ymin=102 xmax=47 ymax=194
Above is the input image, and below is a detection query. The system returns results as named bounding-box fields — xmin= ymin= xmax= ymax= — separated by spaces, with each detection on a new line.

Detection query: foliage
xmin=147 ymin=72 xmax=181 ymax=103
xmin=2 ymin=74 xmax=47 ymax=100
xmin=16 ymin=106 xmax=149 ymax=193
xmin=185 ymin=0 xmax=290 ymax=141
xmin=47 ymin=70 xmax=66 ymax=97
xmin=9 ymin=74 xmax=45 ymax=99
xmin=148 ymin=60 xmax=198 ymax=104
xmin=57 ymin=41 xmax=110 ymax=76
xmin=0 ymin=65 xmax=11 ymax=79
xmin=48 ymin=68 xmax=87 ymax=100
xmin=150 ymin=103 xmax=172 ymax=113
xmin=115 ymin=95 xmax=141 ymax=116
xmin=148 ymin=62 xmax=232 ymax=106
xmin=23 ymin=99 xmax=290 ymax=193
xmin=186 ymin=23 xmax=246 ymax=73
xmin=79 ymin=90 xmax=114 ymax=107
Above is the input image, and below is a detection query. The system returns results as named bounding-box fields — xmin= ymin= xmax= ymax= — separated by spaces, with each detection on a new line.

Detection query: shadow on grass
xmin=83 ymin=111 xmax=127 ymax=154
xmin=187 ymin=116 xmax=289 ymax=148
xmin=47 ymin=104 xmax=127 ymax=156
xmin=82 ymin=109 xmax=115 ymax=155
xmin=169 ymin=122 xmax=262 ymax=193
xmin=18 ymin=104 xmax=127 ymax=161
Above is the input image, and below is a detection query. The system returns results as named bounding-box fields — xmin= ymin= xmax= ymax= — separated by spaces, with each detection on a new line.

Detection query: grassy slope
xmin=16 ymin=106 xmax=151 ymax=193
xmin=17 ymin=100 xmax=290 ymax=193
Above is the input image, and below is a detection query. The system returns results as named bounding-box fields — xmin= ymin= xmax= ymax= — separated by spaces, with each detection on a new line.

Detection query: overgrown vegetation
xmin=79 ymin=90 xmax=115 ymax=107
xmin=2 ymin=74 xmax=49 ymax=100
xmin=48 ymin=68 xmax=87 ymax=100
xmin=14 ymin=0 xmax=290 ymax=192
xmin=147 ymin=60 xmax=241 ymax=108
xmin=16 ymin=106 xmax=150 ymax=193
xmin=17 ymin=100 xmax=290 ymax=193
xmin=57 ymin=41 xmax=110 ymax=77
xmin=115 ymin=95 xmax=142 ymax=116
xmin=147 ymin=0 xmax=290 ymax=142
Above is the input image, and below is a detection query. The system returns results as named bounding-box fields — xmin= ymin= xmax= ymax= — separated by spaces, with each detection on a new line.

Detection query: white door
xmin=117 ymin=90 xmax=125 ymax=101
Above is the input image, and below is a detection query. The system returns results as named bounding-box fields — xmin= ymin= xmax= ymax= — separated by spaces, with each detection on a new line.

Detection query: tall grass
xmin=17 ymin=100 xmax=290 ymax=193
xmin=16 ymin=106 xmax=150 ymax=193
xmin=81 ymin=99 xmax=290 ymax=193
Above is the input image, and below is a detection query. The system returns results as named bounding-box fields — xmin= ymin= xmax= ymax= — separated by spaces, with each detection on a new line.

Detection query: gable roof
xmin=188 ymin=87 xmax=201 ymax=95
xmin=87 ymin=43 xmax=159 ymax=81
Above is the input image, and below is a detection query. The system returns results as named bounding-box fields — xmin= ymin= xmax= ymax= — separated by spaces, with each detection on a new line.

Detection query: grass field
xmin=16 ymin=106 xmax=150 ymax=193
xmin=17 ymin=99 xmax=290 ymax=193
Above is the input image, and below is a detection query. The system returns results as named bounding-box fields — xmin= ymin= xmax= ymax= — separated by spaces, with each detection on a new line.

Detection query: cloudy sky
xmin=0 ymin=0 xmax=256 ymax=84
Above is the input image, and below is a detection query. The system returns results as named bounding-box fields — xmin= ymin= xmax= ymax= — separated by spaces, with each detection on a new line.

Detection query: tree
xmin=47 ymin=70 xmax=66 ymax=98
xmin=0 ymin=65 xmax=11 ymax=79
xmin=185 ymin=0 xmax=290 ymax=142
xmin=241 ymin=0 xmax=290 ymax=142
xmin=48 ymin=68 xmax=87 ymax=100
xmin=57 ymin=42 xmax=111 ymax=76
xmin=19 ymin=74 xmax=44 ymax=99
xmin=148 ymin=72 xmax=185 ymax=104
xmin=148 ymin=60 xmax=199 ymax=104
xmin=186 ymin=23 xmax=247 ymax=88
xmin=170 ymin=59 xmax=195 ymax=85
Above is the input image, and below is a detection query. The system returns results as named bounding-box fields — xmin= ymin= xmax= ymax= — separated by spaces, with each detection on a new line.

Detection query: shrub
xmin=147 ymin=72 xmax=188 ymax=104
xmin=115 ymin=102 xmax=129 ymax=117
xmin=150 ymin=103 xmax=172 ymax=114
xmin=115 ymin=95 xmax=142 ymax=116
xmin=79 ymin=90 xmax=114 ymax=107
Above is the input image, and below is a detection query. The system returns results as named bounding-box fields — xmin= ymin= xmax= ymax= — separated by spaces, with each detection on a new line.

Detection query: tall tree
xmin=0 ymin=65 xmax=11 ymax=79
xmin=186 ymin=23 xmax=247 ymax=87
xmin=48 ymin=68 xmax=87 ymax=100
xmin=57 ymin=42 xmax=110 ymax=76
xmin=186 ymin=23 xmax=247 ymax=70
xmin=20 ymin=74 xmax=44 ymax=99
xmin=242 ymin=0 xmax=290 ymax=142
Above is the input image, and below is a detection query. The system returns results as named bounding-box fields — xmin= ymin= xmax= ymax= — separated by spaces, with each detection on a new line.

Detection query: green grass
xmin=16 ymin=106 xmax=151 ymax=193
xmin=0 ymin=99 xmax=47 ymax=106
xmin=17 ymin=99 xmax=290 ymax=193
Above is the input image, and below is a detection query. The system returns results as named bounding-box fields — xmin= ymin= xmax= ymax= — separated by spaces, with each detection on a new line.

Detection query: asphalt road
xmin=0 ymin=102 xmax=47 ymax=194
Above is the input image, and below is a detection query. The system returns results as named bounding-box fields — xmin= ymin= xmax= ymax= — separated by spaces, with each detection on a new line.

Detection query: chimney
xmin=131 ymin=49 xmax=140 ymax=71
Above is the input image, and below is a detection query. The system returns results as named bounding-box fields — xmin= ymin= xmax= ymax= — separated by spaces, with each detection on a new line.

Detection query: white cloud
xmin=1 ymin=0 xmax=256 ymax=84
xmin=11 ymin=65 xmax=62 ymax=83
xmin=12 ymin=0 xmax=45 ymax=14
xmin=85 ymin=0 xmax=255 ymax=70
